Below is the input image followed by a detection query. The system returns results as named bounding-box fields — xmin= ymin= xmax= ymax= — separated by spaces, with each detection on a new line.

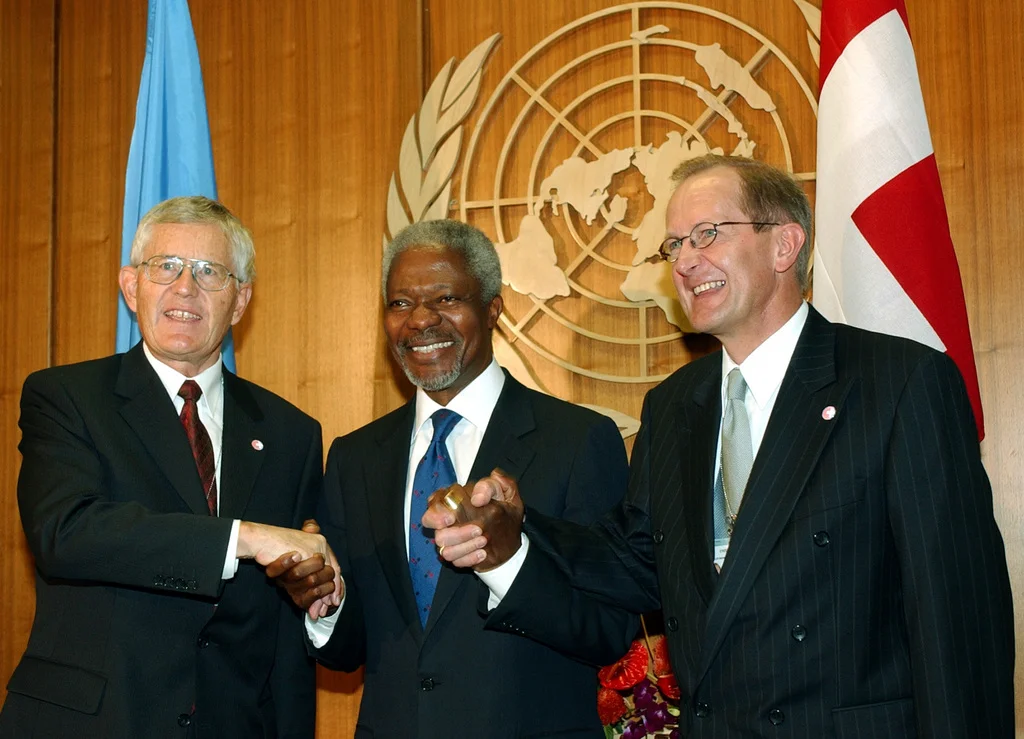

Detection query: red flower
xmin=657 ymin=673 xmax=681 ymax=701
xmin=597 ymin=685 xmax=629 ymax=725
xmin=598 ymin=639 xmax=649 ymax=690
xmin=649 ymin=633 xmax=672 ymax=677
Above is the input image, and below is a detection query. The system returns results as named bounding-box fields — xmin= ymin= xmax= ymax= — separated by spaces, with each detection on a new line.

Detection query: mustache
xmin=397 ymin=328 xmax=461 ymax=351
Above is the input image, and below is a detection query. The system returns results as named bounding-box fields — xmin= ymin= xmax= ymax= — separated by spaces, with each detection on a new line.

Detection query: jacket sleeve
xmin=886 ymin=351 xmax=1014 ymax=736
xmin=305 ymin=437 xmax=367 ymax=672
xmin=17 ymin=369 xmax=232 ymax=598
xmin=269 ymin=419 xmax=323 ymax=738
xmin=487 ymin=411 xmax=656 ymax=665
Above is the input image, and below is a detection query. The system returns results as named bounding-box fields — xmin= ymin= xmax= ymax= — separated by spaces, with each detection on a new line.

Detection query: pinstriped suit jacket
xmin=496 ymin=306 xmax=1014 ymax=738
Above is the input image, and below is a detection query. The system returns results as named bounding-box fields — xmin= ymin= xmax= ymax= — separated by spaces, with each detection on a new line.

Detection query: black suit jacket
xmin=314 ymin=372 xmax=635 ymax=738
xmin=496 ymin=307 xmax=1014 ymax=738
xmin=1 ymin=345 xmax=322 ymax=739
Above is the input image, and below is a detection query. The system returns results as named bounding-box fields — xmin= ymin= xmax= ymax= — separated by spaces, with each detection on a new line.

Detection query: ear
xmin=119 ymin=266 xmax=139 ymax=312
xmin=486 ymin=294 xmax=504 ymax=329
xmin=231 ymin=283 xmax=253 ymax=326
xmin=773 ymin=223 xmax=805 ymax=274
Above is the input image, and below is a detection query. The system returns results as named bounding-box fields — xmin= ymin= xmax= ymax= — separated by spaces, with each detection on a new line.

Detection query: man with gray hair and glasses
xmin=269 ymin=218 xmax=636 ymax=738
xmin=2 ymin=196 xmax=338 ymax=738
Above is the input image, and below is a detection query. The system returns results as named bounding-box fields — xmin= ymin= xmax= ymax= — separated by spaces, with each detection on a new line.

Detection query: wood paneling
xmin=0 ymin=0 xmax=55 ymax=699
xmin=2 ymin=0 xmax=1023 ymax=734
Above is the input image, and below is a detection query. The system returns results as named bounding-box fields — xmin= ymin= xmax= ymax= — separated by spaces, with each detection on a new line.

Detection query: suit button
xmin=177 ymin=713 xmax=191 ymax=727
xmin=694 ymin=701 xmax=711 ymax=717
xmin=653 ymin=530 xmax=664 ymax=544
xmin=197 ymin=636 xmax=210 ymax=649
xmin=813 ymin=531 xmax=830 ymax=547
xmin=421 ymin=678 xmax=435 ymax=691
xmin=666 ymin=617 xmax=679 ymax=632
xmin=769 ymin=708 xmax=785 ymax=725
xmin=791 ymin=624 xmax=807 ymax=642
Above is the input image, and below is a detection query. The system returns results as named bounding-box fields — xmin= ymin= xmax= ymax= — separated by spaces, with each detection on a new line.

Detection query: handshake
xmin=262 ymin=469 xmax=527 ymax=619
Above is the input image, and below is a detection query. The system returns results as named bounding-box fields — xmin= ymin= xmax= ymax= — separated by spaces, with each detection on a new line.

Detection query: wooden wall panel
xmin=2 ymin=0 xmax=1022 ymax=734
xmin=0 ymin=0 xmax=55 ymax=704
xmin=52 ymin=1 xmax=145 ymax=366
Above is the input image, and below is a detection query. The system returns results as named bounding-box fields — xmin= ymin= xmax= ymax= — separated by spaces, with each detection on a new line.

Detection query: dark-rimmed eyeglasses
xmin=137 ymin=255 xmax=240 ymax=292
xmin=658 ymin=221 xmax=779 ymax=262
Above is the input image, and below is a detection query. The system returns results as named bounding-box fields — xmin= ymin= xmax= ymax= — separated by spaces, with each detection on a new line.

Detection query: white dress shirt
xmin=143 ymin=344 xmax=241 ymax=579
xmin=307 ymin=359 xmax=513 ymax=645
xmin=715 ymin=301 xmax=809 ymax=474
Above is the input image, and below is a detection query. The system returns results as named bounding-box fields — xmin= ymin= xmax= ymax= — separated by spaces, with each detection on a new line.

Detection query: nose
xmin=673 ymin=244 xmax=703 ymax=276
xmin=407 ymin=301 xmax=442 ymax=330
xmin=171 ymin=263 xmax=200 ymax=296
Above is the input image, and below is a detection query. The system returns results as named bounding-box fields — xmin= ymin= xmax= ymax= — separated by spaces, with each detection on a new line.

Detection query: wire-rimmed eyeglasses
xmin=658 ymin=221 xmax=779 ymax=262
xmin=137 ymin=255 xmax=240 ymax=292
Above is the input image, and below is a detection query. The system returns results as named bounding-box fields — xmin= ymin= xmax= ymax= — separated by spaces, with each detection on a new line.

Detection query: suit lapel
xmin=218 ymin=372 xmax=266 ymax=520
xmin=698 ymin=308 xmax=853 ymax=681
xmin=116 ymin=345 xmax=209 ymax=515
xmin=425 ymin=373 xmax=537 ymax=633
xmin=673 ymin=365 xmax=721 ymax=609
xmin=366 ymin=403 xmax=423 ymax=633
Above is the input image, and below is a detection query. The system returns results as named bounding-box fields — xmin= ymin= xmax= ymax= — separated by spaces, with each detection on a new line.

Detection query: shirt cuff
xmin=477 ymin=533 xmax=529 ymax=611
xmin=221 ymin=519 xmax=241 ymax=580
xmin=305 ymin=584 xmax=346 ymax=648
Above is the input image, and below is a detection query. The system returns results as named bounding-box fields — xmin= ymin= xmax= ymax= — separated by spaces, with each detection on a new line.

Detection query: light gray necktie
xmin=720 ymin=368 xmax=752 ymax=535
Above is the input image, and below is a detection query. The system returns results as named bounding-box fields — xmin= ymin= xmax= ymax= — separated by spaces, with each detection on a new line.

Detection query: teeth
xmin=165 ymin=310 xmax=200 ymax=320
xmin=411 ymin=341 xmax=454 ymax=353
xmin=693 ymin=280 xmax=725 ymax=296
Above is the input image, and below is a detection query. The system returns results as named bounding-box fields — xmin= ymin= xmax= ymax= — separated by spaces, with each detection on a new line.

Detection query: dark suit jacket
xmin=313 ymin=372 xmax=635 ymax=738
xmin=1 ymin=345 xmax=322 ymax=739
xmin=495 ymin=307 xmax=1015 ymax=738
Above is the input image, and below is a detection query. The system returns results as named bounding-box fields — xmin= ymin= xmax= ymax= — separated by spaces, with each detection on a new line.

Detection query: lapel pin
xmin=251 ymin=439 xmax=264 ymax=451
xmin=821 ymin=406 xmax=836 ymax=421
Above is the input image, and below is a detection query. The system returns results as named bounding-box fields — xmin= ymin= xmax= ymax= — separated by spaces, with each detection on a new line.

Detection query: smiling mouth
xmin=410 ymin=341 xmax=455 ymax=353
xmin=693 ymin=280 xmax=725 ymax=296
xmin=165 ymin=309 xmax=201 ymax=321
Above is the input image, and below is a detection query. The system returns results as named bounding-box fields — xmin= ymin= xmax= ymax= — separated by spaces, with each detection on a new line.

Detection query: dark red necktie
xmin=178 ymin=380 xmax=218 ymax=516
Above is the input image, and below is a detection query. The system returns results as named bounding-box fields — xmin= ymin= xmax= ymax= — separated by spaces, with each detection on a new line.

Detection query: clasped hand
xmin=259 ymin=520 xmax=343 ymax=620
xmin=423 ymin=468 xmax=525 ymax=572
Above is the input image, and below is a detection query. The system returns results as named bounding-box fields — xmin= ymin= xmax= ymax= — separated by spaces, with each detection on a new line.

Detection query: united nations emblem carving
xmin=386 ymin=2 xmax=820 ymax=432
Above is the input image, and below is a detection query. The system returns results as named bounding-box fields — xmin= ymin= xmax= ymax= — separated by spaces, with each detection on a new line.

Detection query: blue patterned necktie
xmin=409 ymin=409 xmax=462 ymax=627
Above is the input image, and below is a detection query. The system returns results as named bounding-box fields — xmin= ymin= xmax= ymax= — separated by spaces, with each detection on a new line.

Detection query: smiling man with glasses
xmin=2 ymin=196 xmax=337 ymax=738
xmin=426 ymin=154 xmax=1013 ymax=738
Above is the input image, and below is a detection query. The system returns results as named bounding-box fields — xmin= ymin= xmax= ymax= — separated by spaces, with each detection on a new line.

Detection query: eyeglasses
xmin=658 ymin=221 xmax=779 ymax=262
xmin=137 ymin=255 xmax=240 ymax=292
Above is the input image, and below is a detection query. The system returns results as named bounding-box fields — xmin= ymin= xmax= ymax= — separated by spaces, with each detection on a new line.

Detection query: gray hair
xmin=382 ymin=219 xmax=502 ymax=302
xmin=130 ymin=196 xmax=256 ymax=283
xmin=671 ymin=155 xmax=812 ymax=293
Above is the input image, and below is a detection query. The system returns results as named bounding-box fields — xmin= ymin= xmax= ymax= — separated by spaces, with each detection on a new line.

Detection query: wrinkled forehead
xmin=143 ymin=222 xmax=232 ymax=263
xmin=668 ymin=167 xmax=747 ymax=227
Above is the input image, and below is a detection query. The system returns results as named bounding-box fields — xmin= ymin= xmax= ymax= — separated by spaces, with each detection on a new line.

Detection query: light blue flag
xmin=116 ymin=0 xmax=236 ymax=372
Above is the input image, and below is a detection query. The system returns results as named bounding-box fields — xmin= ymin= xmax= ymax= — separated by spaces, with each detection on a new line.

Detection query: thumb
xmin=301 ymin=519 xmax=321 ymax=534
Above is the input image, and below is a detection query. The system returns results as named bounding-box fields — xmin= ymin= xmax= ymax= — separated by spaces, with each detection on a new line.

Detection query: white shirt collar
xmin=412 ymin=358 xmax=505 ymax=442
xmin=142 ymin=343 xmax=224 ymax=414
xmin=721 ymin=301 xmax=809 ymax=411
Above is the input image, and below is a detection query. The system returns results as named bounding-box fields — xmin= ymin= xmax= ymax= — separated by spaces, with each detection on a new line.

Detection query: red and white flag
xmin=813 ymin=0 xmax=984 ymax=438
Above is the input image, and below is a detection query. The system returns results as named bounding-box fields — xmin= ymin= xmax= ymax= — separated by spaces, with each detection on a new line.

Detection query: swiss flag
xmin=812 ymin=0 xmax=984 ymax=439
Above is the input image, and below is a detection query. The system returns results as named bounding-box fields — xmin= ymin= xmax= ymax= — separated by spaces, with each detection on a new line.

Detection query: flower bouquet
xmin=597 ymin=625 xmax=681 ymax=738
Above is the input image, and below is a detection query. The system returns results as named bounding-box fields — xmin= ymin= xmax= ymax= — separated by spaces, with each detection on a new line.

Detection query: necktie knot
xmin=726 ymin=368 xmax=747 ymax=402
xmin=178 ymin=379 xmax=203 ymax=403
xmin=430 ymin=409 xmax=462 ymax=446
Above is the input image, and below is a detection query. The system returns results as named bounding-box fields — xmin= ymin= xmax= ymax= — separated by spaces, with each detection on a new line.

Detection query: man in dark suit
xmin=427 ymin=156 xmax=1015 ymax=737
xmin=272 ymin=219 xmax=634 ymax=738
xmin=1 ymin=196 xmax=338 ymax=738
